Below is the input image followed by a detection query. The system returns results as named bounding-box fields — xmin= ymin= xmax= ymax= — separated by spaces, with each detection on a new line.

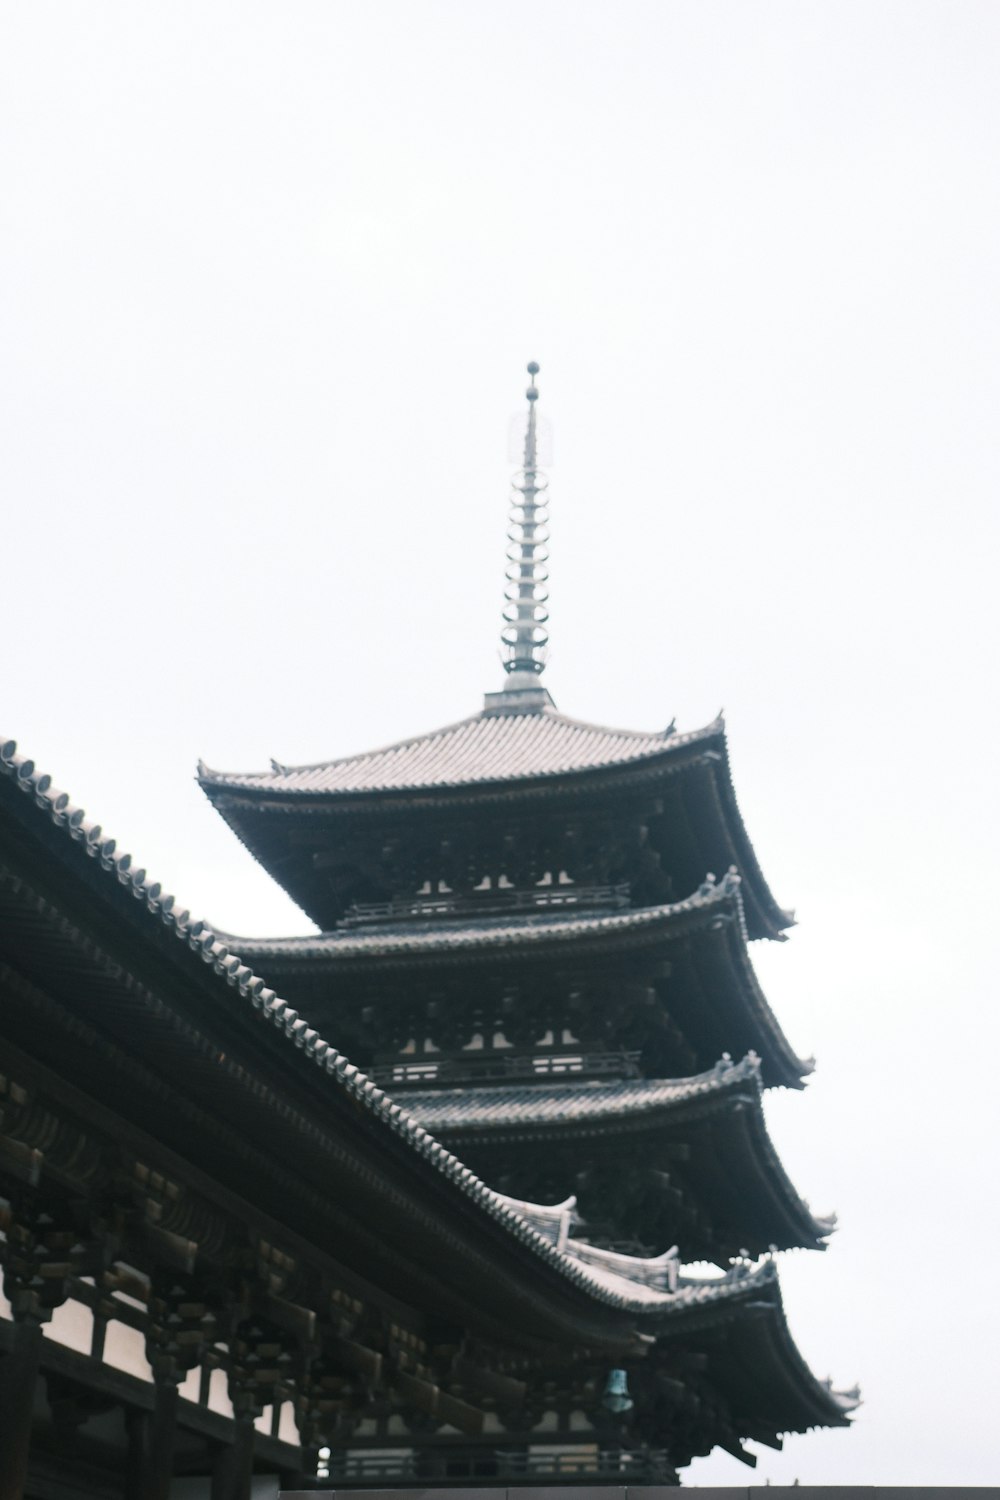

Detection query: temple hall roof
xmin=197 ymin=707 xmax=712 ymax=797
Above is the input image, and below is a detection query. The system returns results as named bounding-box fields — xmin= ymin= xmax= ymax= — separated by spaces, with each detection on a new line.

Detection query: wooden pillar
xmin=0 ymin=1198 xmax=79 ymax=1500
xmin=138 ymin=1379 xmax=180 ymax=1500
xmin=142 ymin=1268 xmax=212 ymax=1499
xmin=211 ymin=1417 xmax=255 ymax=1500
xmin=125 ymin=1382 xmax=182 ymax=1500
xmin=0 ymin=1316 xmax=44 ymax=1500
xmin=125 ymin=1409 xmax=152 ymax=1499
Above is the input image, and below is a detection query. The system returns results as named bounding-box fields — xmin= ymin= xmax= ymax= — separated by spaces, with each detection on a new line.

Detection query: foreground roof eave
xmin=0 ymin=734 xmax=802 ymax=1319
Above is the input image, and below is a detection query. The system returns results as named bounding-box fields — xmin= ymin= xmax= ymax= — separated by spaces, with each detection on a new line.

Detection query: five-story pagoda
xmin=199 ymin=364 xmax=854 ymax=1480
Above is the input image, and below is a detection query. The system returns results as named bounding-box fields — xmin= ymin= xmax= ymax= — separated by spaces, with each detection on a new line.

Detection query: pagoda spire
xmin=486 ymin=361 xmax=555 ymax=712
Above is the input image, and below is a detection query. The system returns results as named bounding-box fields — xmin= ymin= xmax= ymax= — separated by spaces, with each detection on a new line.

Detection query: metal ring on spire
xmin=502 ymin=363 xmax=550 ymax=679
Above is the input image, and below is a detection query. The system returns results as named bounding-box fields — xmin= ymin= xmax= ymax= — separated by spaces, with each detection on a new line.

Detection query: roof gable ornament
xmin=484 ymin=362 xmax=556 ymax=714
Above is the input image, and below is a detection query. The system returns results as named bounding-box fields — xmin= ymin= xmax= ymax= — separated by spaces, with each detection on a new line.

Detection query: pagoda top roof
xmin=197 ymin=705 xmax=717 ymax=800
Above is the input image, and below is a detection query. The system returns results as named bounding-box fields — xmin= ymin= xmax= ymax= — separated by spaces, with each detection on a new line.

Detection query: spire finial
xmin=500 ymin=362 xmax=550 ymax=691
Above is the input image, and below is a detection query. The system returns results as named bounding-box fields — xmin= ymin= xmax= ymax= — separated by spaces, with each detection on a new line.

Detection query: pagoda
xmin=193 ymin=364 xmax=854 ymax=1480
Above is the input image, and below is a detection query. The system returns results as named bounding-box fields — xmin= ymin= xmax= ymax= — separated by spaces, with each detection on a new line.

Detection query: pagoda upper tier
xmin=225 ymin=871 xmax=811 ymax=1089
xmin=198 ymin=708 xmax=793 ymax=939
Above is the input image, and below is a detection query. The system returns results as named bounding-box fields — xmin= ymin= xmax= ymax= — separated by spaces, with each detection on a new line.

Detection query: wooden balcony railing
xmin=341 ymin=883 xmax=630 ymax=928
xmin=372 ymin=1049 xmax=643 ymax=1088
xmin=320 ymin=1445 xmax=675 ymax=1486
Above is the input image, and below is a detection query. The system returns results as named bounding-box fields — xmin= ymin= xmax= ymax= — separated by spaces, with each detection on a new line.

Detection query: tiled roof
xmin=409 ymin=1058 xmax=838 ymax=1247
xmin=0 ymin=734 xmax=789 ymax=1320
xmin=224 ymin=873 xmax=746 ymax=960
xmin=405 ymin=1055 xmax=762 ymax=1132
xmin=224 ymin=871 xmax=812 ymax=1091
xmin=197 ymin=708 xmax=720 ymax=797
xmin=0 ymin=732 xmax=857 ymax=1421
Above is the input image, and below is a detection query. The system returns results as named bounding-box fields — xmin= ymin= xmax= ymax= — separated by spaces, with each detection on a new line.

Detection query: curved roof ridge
xmin=557 ymin=1252 xmax=775 ymax=1310
xmin=525 ymin=706 xmax=687 ymax=742
xmin=0 ymin=734 xmax=781 ymax=1319
xmin=216 ymin=872 xmax=744 ymax=958
xmin=197 ymin=707 xmax=724 ymax=795
xmin=406 ymin=1053 xmax=835 ymax=1251
xmin=197 ymin=706 xmax=489 ymax=784
xmin=404 ymin=1052 xmax=763 ymax=1130
xmin=239 ymin=707 xmax=505 ymax=779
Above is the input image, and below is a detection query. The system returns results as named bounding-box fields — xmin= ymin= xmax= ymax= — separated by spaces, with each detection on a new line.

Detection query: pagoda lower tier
xmin=226 ymin=872 xmax=812 ymax=1091
xmin=319 ymin=1258 xmax=857 ymax=1483
xmin=404 ymin=1055 xmax=835 ymax=1263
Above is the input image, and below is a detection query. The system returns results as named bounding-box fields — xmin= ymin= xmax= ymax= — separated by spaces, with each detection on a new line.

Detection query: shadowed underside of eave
xmin=198 ymin=710 xmax=793 ymax=941
xmin=222 ymin=880 xmax=814 ymax=1091
xmin=403 ymin=1060 xmax=836 ymax=1258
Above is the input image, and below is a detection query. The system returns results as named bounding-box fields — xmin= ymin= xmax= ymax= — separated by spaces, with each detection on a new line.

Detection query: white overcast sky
xmin=2 ymin=2 xmax=998 ymax=1486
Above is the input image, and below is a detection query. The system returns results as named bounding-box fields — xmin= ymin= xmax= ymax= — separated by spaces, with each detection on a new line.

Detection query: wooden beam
xmin=392 ymin=1371 xmax=484 ymax=1436
xmin=718 ymin=1434 xmax=758 ymax=1467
